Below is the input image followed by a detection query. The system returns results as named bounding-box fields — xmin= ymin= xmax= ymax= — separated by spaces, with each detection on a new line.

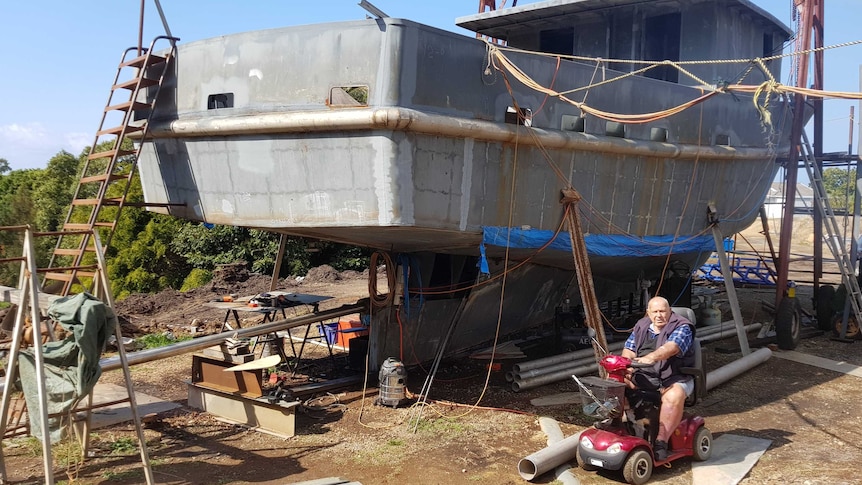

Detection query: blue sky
xmin=1 ymin=0 xmax=860 ymax=171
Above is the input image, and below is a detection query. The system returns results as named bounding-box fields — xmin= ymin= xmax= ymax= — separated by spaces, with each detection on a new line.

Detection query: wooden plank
xmin=224 ymin=354 xmax=281 ymax=371
xmin=192 ymin=355 xmax=263 ymax=398
xmin=287 ymin=375 xmax=364 ymax=398
xmin=286 ymin=478 xmax=360 ymax=485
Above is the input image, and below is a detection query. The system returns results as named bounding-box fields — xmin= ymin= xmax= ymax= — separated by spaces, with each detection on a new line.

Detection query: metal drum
xmin=376 ymin=357 xmax=407 ymax=407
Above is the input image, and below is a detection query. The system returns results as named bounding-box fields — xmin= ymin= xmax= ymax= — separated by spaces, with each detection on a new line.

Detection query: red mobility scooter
xmin=573 ymin=342 xmax=712 ymax=484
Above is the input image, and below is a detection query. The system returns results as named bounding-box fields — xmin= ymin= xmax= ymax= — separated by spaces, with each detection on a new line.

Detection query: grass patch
xmin=414 ymin=417 xmax=467 ymax=435
xmin=53 ymin=439 xmax=83 ymax=469
xmin=136 ymin=332 xmax=190 ymax=349
xmin=19 ymin=436 xmax=42 ymax=457
xmin=108 ymin=436 xmax=137 ymax=456
xmin=102 ymin=468 xmax=142 ymax=481
xmin=350 ymin=439 xmax=409 ymax=467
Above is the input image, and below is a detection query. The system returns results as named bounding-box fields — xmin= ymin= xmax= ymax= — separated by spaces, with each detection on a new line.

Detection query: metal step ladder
xmin=0 ymin=226 xmax=154 ymax=484
xmin=45 ymin=36 xmax=178 ymax=296
xmin=800 ymin=130 xmax=862 ymax=329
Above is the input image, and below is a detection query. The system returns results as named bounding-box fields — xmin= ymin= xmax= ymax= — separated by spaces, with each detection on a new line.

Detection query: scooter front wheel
xmin=622 ymin=448 xmax=653 ymax=485
xmin=576 ymin=447 xmax=598 ymax=471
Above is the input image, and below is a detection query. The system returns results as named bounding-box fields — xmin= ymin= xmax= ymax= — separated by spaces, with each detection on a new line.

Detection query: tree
xmin=170 ymin=224 xmax=291 ymax=274
xmin=30 ymin=151 xmax=80 ymax=263
xmin=820 ymin=167 xmax=856 ymax=213
xmin=107 ymin=215 xmax=191 ymax=299
xmin=0 ymin=158 xmax=9 ymax=174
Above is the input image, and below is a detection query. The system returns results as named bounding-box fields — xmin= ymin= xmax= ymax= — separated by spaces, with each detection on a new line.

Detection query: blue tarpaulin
xmin=478 ymin=227 xmax=716 ymax=273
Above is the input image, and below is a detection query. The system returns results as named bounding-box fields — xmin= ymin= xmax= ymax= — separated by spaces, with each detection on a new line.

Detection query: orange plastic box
xmin=336 ymin=318 xmax=369 ymax=349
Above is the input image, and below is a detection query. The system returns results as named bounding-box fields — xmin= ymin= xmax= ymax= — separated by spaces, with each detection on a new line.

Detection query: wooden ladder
xmin=45 ymin=36 xmax=179 ymax=296
xmin=0 ymin=226 xmax=154 ymax=484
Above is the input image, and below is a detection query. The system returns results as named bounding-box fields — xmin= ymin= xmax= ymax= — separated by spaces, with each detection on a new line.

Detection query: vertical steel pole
xmin=776 ymin=0 xmax=814 ymax=310
xmin=812 ymin=0 xmax=824 ymax=294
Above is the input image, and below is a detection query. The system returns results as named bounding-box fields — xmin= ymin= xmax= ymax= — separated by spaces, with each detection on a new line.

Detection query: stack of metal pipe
xmin=508 ymin=321 xmax=761 ymax=392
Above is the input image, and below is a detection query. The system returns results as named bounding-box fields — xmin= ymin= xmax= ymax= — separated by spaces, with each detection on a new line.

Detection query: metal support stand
xmin=708 ymin=216 xmax=751 ymax=356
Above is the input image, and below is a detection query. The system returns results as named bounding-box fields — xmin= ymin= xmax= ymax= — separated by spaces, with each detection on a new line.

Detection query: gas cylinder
xmin=701 ymin=305 xmax=722 ymax=326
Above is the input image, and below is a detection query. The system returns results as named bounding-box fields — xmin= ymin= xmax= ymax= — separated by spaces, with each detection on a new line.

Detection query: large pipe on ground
xmin=698 ymin=323 xmax=762 ymax=344
xmin=99 ymin=303 xmax=364 ymax=371
xmin=706 ymin=347 xmax=772 ymax=391
xmin=512 ymin=322 xmax=761 ymax=391
xmin=512 ymin=320 xmax=745 ymax=375
xmin=518 ymin=430 xmax=584 ymax=481
xmin=513 ymin=341 xmax=624 ymax=373
xmin=513 ymin=356 xmax=597 ymax=380
xmin=513 ymin=362 xmax=598 ymax=392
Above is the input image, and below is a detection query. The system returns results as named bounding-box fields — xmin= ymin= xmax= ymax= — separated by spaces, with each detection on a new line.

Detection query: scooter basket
xmin=577 ymin=376 xmax=626 ymax=418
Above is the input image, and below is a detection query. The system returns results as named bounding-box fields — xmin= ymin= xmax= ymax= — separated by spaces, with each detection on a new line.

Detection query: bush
xmin=180 ymin=268 xmax=213 ymax=292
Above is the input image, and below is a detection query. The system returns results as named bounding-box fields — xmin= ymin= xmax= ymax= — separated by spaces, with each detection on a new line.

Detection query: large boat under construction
xmin=136 ymin=0 xmax=796 ymax=364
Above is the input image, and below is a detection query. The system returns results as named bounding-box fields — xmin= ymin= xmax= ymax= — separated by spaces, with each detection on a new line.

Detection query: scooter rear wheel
xmin=693 ymin=426 xmax=713 ymax=461
xmin=623 ymin=448 xmax=653 ymax=485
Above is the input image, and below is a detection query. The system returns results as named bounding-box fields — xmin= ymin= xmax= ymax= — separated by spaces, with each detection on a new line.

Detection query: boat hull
xmin=135 ymin=17 xmax=790 ymax=365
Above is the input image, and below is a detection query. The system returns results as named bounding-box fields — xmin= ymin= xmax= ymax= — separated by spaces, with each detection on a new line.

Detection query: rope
xmin=368 ymin=251 xmax=396 ymax=308
xmin=488 ymin=41 xmax=862 ymax=127
xmin=490 ymin=38 xmax=862 ymax=67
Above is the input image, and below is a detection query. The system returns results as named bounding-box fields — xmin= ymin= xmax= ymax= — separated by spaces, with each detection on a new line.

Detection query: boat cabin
xmin=457 ymin=0 xmax=792 ymax=85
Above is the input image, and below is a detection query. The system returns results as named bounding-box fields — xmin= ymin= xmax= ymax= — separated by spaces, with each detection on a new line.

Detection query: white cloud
xmin=0 ymin=123 xmax=87 ymax=170
xmin=0 ymin=122 xmax=48 ymax=144
xmin=64 ymin=132 xmax=91 ymax=155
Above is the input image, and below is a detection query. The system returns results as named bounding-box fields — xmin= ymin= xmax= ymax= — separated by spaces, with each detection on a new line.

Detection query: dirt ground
xmin=4 ymin=220 xmax=862 ymax=485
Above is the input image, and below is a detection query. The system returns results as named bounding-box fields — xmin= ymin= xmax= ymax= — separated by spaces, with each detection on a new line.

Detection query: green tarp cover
xmin=18 ymin=293 xmax=113 ymax=442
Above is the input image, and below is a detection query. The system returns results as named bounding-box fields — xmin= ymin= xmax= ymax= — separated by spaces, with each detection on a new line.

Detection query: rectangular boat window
xmin=763 ymin=33 xmax=774 ymax=58
xmin=207 ymin=93 xmax=234 ymax=110
xmin=330 ymin=86 xmax=369 ymax=106
xmin=606 ymin=121 xmax=625 ymax=138
xmin=643 ymin=13 xmax=681 ymax=83
xmin=715 ymin=134 xmax=731 ymax=146
xmin=540 ymin=28 xmax=575 ymax=56
xmin=650 ymin=127 xmax=668 ymax=142
xmin=561 ymin=115 xmax=585 ymax=132
xmin=505 ymin=106 xmax=532 ymax=126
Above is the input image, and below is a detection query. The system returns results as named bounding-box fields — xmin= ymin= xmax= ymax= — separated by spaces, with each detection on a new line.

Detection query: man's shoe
xmin=653 ymin=440 xmax=669 ymax=461
xmin=594 ymin=418 xmax=613 ymax=430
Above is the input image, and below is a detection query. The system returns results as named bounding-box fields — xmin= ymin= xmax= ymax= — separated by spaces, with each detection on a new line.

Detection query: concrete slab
xmin=530 ymin=392 xmax=580 ymax=407
xmin=772 ymin=350 xmax=862 ymax=378
xmin=78 ymin=382 xmax=181 ymax=429
xmin=691 ymin=434 xmax=772 ymax=485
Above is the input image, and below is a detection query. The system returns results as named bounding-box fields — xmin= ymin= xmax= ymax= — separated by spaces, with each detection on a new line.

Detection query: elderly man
xmin=621 ymin=296 xmax=695 ymax=460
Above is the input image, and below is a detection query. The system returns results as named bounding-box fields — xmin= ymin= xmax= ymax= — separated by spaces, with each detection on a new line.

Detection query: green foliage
xmin=136 ymin=332 xmax=190 ymax=349
xmin=172 ymin=225 xmax=301 ymax=274
xmin=820 ymin=167 xmax=856 ymax=213
xmin=311 ymin=243 xmax=370 ymax=272
xmin=0 ymin=170 xmax=39 ymax=285
xmin=0 ymin=158 xmax=9 ymax=174
xmin=107 ymin=436 xmax=137 ymax=455
xmin=108 ymin=215 xmax=191 ymax=299
xmin=180 ymin=268 xmax=213 ymax=291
